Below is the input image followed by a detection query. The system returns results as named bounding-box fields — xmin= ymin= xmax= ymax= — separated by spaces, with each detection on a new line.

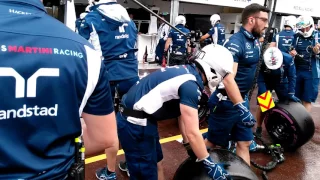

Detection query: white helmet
xmin=88 ymin=0 xmax=117 ymax=5
xmin=195 ymin=44 xmax=233 ymax=92
xmin=296 ymin=15 xmax=315 ymax=38
xmin=263 ymin=47 xmax=283 ymax=70
xmin=175 ymin=15 xmax=186 ymax=26
xmin=210 ymin=14 xmax=220 ymax=26
xmin=283 ymin=15 xmax=296 ymax=30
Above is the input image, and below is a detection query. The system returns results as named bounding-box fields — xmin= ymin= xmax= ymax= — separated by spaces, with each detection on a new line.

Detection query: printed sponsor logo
xmin=9 ymin=9 xmax=32 ymax=15
xmin=0 ymin=68 xmax=60 ymax=120
xmin=0 ymin=45 xmax=83 ymax=58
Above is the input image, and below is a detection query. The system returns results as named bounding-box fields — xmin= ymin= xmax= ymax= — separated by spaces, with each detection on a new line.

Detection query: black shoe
xmin=118 ymin=161 xmax=130 ymax=177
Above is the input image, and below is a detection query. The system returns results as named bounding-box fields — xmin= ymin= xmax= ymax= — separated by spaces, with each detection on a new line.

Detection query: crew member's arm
xmin=223 ymin=38 xmax=243 ymax=77
xmin=283 ymin=53 xmax=300 ymax=102
xmin=178 ymin=81 xmax=208 ymax=159
xmin=78 ymin=18 xmax=91 ymax=40
xmin=186 ymin=31 xmax=192 ymax=54
xmin=222 ymin=39 xmax=243 ymax=98
xmin=200 ymin=27 xmax=214 ymax=42
xmin=164 ymin=31 xmax=173 ymax=52
xmin=223 ymin=74 xmax=244 ymax=103
xmin=78 ymin=17 xmax=103 ymax=58
xmin=289 ymin=35 xmax=298 ymax=56
xmin=224 ymin=38 xmax=256 ymax=127
xmin=163 ymin=24 xmax=170 ymax=41
xmin=269 ymin=33 xmax=277 ymax=47
xmin=179 ymin=81 xmax=231 ymax=179
xmin=81 ymin=56 xmax=118 ymax=156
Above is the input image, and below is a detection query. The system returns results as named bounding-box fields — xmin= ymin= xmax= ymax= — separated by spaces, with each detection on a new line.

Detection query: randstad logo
xmin=0 ymin=105 xmax=58 ymax=120
xmin=0 ymin=68 xmax=59 ymax=120
xmin=115 ymin=34 xmax=129 ymax=39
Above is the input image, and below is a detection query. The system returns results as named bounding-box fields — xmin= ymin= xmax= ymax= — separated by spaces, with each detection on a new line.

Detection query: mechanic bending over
xmin=0 ymin=0 xmax=118 ymax=179
xmin=164 ymin=15 xmax=191 ymax=66
xmin=77 ymin=0 xmax=139 ymax=179
xmin=255 ymin=48 xmax=299 ymax=137
xmin=116 ymin=44 xmax=253 ymax=180
xmin=289 ymin=15 xmax=320 ymax=112
xmin=204 ymin=3 xmax=270 ymax=166
xmin=255 ymin=16 xmax=299 ymax=136
xmin=200 ymin=14 xmax=226 ymax=45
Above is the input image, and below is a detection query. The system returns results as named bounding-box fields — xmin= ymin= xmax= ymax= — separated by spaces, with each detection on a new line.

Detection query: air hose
xmin=250 ymin=132 xmax=285 ymax=180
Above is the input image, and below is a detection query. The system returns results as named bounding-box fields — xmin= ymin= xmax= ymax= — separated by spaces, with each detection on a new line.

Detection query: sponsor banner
xmin=179 ymin=0 xmax=265 ymax=9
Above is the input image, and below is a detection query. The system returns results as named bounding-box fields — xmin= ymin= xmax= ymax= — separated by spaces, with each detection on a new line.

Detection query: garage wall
xmin=74 ymin=0 xmax=224 ymax=15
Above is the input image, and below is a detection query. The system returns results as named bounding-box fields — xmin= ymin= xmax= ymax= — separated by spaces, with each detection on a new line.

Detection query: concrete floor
xmin=85 ymin=66 xmax=320 ymax=180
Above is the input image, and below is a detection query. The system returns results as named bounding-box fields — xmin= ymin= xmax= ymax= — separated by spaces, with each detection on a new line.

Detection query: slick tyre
xmin=198 ymin=92 xmax=209 ymax=124
xmin=173 ymin=149 xmax=259 ymax=180
xmin=198 ymin=104 xmax=208 ymax=124
xmin=263 ymin=101 xmax=315 ymax=151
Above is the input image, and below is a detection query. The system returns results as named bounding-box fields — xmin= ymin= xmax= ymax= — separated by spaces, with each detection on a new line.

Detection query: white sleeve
xmin=163 ymin=25 xmax=170 ymax=41
xmin=89 ymin=23 xmax=103 ymax=61
xmin=213 ymin=27 xmax=218 ymax=45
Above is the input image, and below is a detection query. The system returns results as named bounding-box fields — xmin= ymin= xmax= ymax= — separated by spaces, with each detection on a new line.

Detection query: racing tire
xmin=173 ymin=149 xmax=259 ymax=180
xmin=198 ymin=104 xmax=208 ymax=124
xmin=198 ymin=92 xmax=209 ymax=124
xmin=263 ymin=101 xmax=315 ymax=151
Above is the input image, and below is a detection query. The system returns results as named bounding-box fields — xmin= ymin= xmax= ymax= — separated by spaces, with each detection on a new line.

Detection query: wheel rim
xmin=267 ymin=112 xmax=295 ymax=146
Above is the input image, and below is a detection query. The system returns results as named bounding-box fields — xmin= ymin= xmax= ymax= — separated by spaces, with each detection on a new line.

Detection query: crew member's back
xmin=0 ymin=0 xmax=113 ymax=179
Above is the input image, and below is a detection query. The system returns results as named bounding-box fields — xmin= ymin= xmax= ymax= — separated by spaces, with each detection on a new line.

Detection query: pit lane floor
xmin=85 ymin=66 xmax=320 ymax=180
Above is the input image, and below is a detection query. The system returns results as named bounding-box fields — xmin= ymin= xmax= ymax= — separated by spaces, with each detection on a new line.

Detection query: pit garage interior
xmin=41 ymin=0 xmax=320 ymax=179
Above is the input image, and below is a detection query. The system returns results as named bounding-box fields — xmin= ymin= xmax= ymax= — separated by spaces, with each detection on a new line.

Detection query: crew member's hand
xmin=289 ymin=49 xmax=297 ymax=57
xmin=313 ymin=44 xmax=320 ymax=54
xmin=287 ymin=93 xmax=301 ymax=103
xmin=234 ymin=101 xmax=256 ymax=128
xmin=199 ymin=155 xmax=232 ymax=180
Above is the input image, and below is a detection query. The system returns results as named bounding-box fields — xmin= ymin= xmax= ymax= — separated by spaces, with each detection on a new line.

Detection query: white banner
xmin=179 ymin=0 xmax=265 ymax=9
xmin=275 ymin=0 xmax=320 ymax=17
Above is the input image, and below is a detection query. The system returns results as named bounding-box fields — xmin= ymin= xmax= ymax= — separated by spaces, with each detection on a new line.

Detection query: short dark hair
xmin=241 ymin=3 xmax=270 ymax=25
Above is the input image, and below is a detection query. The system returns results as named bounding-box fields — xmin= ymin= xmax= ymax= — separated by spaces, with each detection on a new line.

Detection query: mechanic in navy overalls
xmin=255 ymin=48 xmax=300 ymax=137
xmin=200 ymin=14 xmax=226 ymax=45
xmin=204 ymin=4 xmax=270 ymax=166
xmin=78 ymin=0 xmax=139 ymax=179
xmin=164 ymin=15 xmax=191 ymax=66
xmin=0 ymin=0 xmax=117 ymax=179
xmin=155 ymin=13 xmax=170 ymax=65
xmin=289 ymin=15 xmax=320 ymax=112
xmin=255 ymin=15 xmax=299 ymax=136
xmin=117 ymin=44 xmax=255 ymax=180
